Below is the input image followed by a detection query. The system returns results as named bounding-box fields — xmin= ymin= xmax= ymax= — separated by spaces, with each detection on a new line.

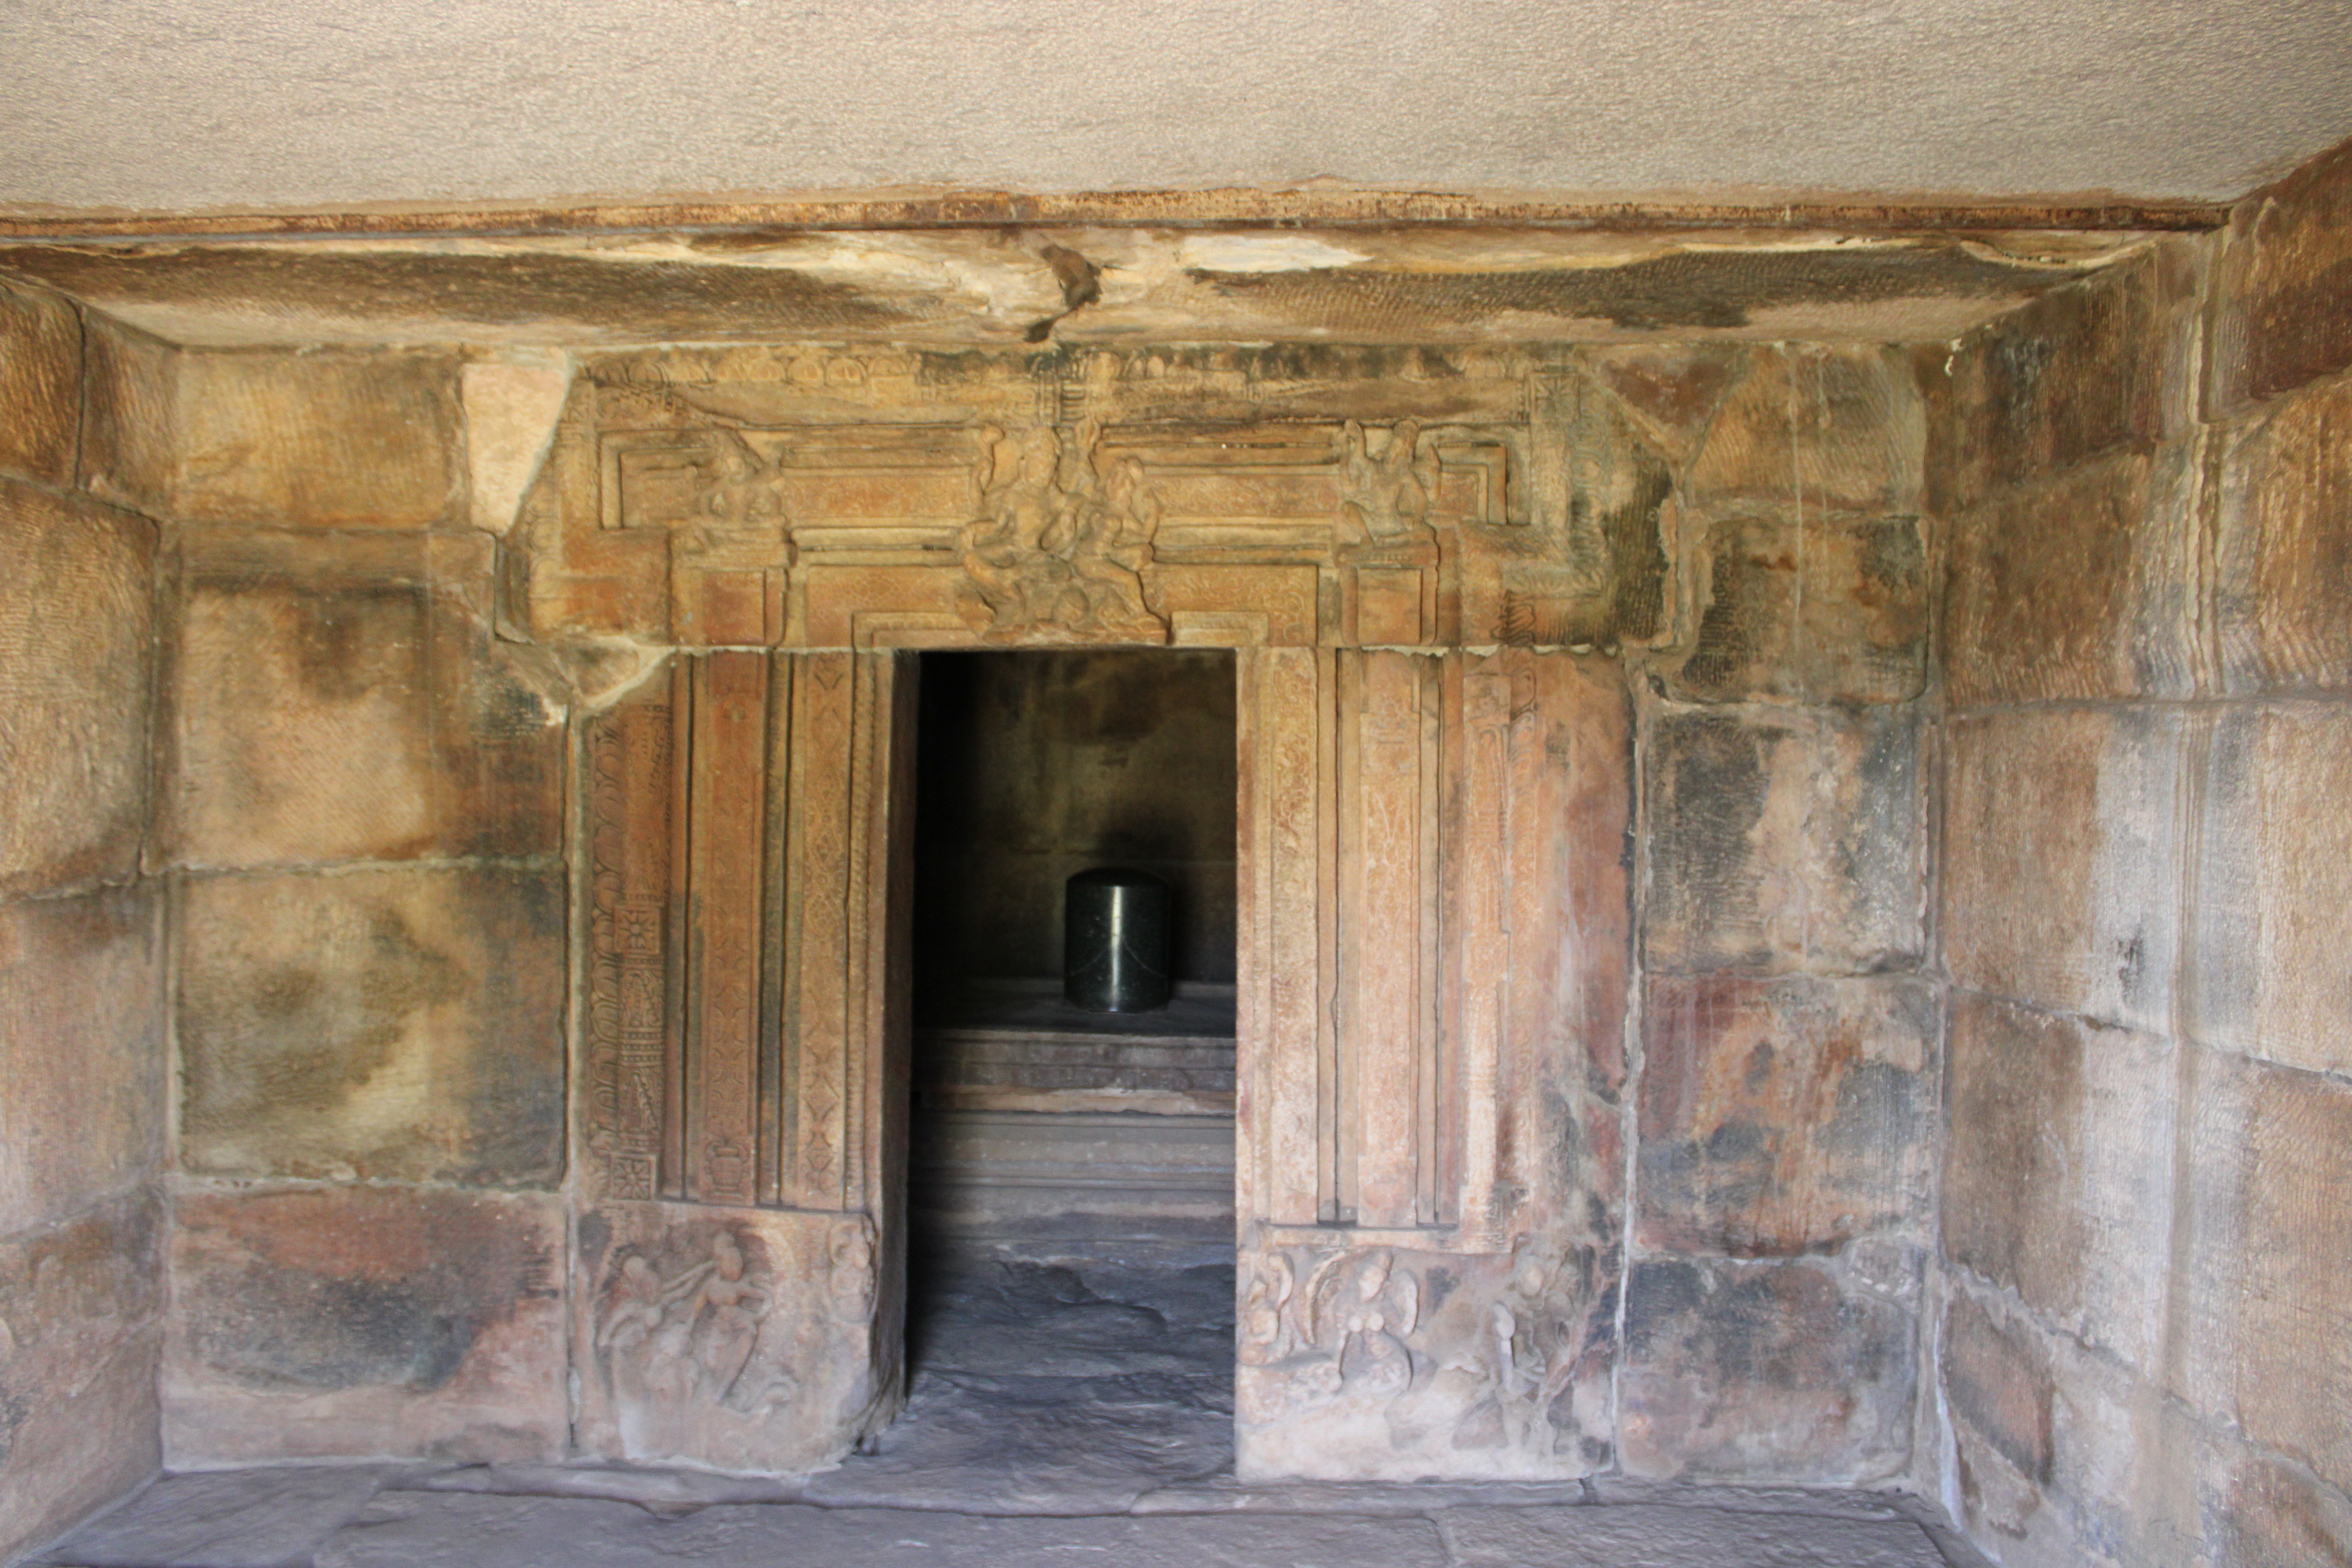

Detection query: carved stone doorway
xmin=575 ymin=640 xmax=1629 ymax=1483
xmin=558 ymin=352 xmax=1638 ymax=1483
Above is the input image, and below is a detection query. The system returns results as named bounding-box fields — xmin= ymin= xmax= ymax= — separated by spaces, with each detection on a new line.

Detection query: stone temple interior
xmin=3 ymin=117 xmax=2352 ymax=1568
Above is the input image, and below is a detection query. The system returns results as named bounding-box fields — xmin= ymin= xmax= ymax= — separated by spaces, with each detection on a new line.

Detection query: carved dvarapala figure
xmin=595 ymin=1227 xmax=796 ymax=1428
xmin=1339 ymin=419 xmax=1439 ymax=547
xmin=1237 ymin=1242 xmax=1605 ymax=1473
xmin=958 ymin=420 xmax=1166 ymax=639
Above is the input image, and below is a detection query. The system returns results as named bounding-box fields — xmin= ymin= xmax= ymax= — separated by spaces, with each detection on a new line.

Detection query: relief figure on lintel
xmin=959 ymin=419 xmax=1167 ymax=641
xmin=1338 ymin=419 xmax=1440 ymax=550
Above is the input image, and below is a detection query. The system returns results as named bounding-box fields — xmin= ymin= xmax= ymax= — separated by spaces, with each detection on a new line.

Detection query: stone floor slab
xmin=1440 ymin=1502 xmax=1946 ymax=1567
xmin=316 ymin=1492 xmax=1450 ymax=1568
xmin=38 ymin=1464 xmax=429 ymax=1568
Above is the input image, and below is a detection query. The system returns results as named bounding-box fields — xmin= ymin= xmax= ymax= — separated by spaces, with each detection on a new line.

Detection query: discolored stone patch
xmin=2215 ymin=371 xmax=2352 ymax=696
xmin=2192 ymin=703 xmax=2352 ymax=1078
xmin=2221 ymin=1450 xmax=2352 ymax=1568
xmin=0 ymin=477 xmax=156 ymax=899
xmin=2174 ymin=1050 xmax=2352 ymax=1500
xmin=1644 ymin=705 xmax=1923 ymax=975
xmin=1638 ymin=974 xmax=1935 ymax=1258
xmin=1189 ymin=244 xmax=2063 ymax=337
xmin=1941 ymin=1287 xmax=2054 ymax=1490
xmin=0 ymin=277 xmax=81 ymax=487
xmin=1944 ymin=444 xmax=2205 ymax=705
xmin=0 ymin=1189 xmax=165 ymax=1566
xmin=1926 ymin=243 xmax=2189 ymax=513
xmin=177 ymin=865 xmax=564 ymax=1187
xmin=165 ymin=531 xmax=563 ymax=868
xmin=83 ymin=340 xmax=463 ymax=528
xmin=1663 ymin=512 xmax=1927 ymax=704
xmin=0 ymin=885 xmax=165 ymax=1236
xmin=1684 ymin=347 xmax=1924 ymax=515
xmin=2215 ymin=136 xmax=2352 ymax=410
xmin=1942 ymin=995 xmax=2175 ymax=1374
xmin=1617 ymin=1256 xmax=1915 ymax=1483
xmin=165 ymin=1185 xmax=566 ymax=1465
xmin=1577 ymin=342 xmax=1740 ymax=466
xmin=1941 ymin=707 xmax=2181 ymax=1032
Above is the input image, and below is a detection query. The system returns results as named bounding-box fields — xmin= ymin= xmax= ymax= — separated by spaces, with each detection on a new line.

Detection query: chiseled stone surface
xmin=2214 ymin=370 xmax=2352 ymax=695
xmin=176 ymin=864 xmax=564 ymax=1187
xmin=1940 ymin=1271 xmax=2238 ymax=1568
xmin=1662 ymin=513 xmax=1927 ymax=706
xmin=1942 ymin=995 xmax=2176 ymax=1374
xmin=1940 ymin=707 xmax=2181 ymax=1033
xmin=2173 ymin=1049 xmax=2352 ymax=1502
xmin=1578 ymin=342 xmax=1741 ymax=468
xmin=1943 ymin=444 xmax=2204 ymax=706
xmin=1925 ymin=246 xmax=2181 ymax=514
xmin=0 ymin=278 xmax=81 ymax=487
xmin=1644 ymin=705 xmax=1922 ymax=976
xmin=2191 ymin=702 xmax=2352 ymax=1077
xmin=1638 ymin=975 xmax=1935 ymax=1258
xmin=78 ymin=317 xmax=180 ymax=518
xmin=110 ymin=343 xmax=463 ymax=529
xmin=0 ymin=1190 xmax=165 ymax=1568
xmin=0 ymin=477 xmax=155 ymax=899
xmin=1683 ymin=347 xmax=1925 ymax=516
xmin=1617 ymin=1256 xmax=1916 ymax=1484
xmin=0 ymin=886 xmax=164 ymax=1237
xmin=166 ymin=531 xmax=563 ymax=869
xmin=164 ymin=1185 xmax=566 ymax=1465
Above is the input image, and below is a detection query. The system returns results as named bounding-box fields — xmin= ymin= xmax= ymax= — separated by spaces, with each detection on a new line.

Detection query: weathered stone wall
xmin=1929 ymin=137 xmax=2352 ymax=1567
xmin=0 ymin=283 xmax=168 ymax=1559
xmin=101 ymin=330 xmax=1945 ymax=1486
xmin=1612 ymin=345 xmax=1936 ymax=1485
xmin=85 ymin=331 xmax=581 ymax=1466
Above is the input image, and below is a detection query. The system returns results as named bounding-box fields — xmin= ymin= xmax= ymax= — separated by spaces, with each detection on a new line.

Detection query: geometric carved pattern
xmin=585 ymin=693 xmax=675 ymax=1203
xmin=582 ymin=648 xmax=912 ymax=1221
xmin=1238 ymin=646 xmax=1629 ymax=1255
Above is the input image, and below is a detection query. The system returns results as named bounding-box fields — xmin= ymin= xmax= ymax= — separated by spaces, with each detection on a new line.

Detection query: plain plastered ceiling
xmin=2 ymin=0 xmax=2350 ymax=214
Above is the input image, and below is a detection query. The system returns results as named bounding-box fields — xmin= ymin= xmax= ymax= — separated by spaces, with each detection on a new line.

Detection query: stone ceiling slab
xmin=0 ymin=0 xmax=2347 ymax=216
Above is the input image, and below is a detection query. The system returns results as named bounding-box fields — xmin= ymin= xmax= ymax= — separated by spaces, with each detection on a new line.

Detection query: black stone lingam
xmin=1063 ymin=867 xmax=1171 ymax=1012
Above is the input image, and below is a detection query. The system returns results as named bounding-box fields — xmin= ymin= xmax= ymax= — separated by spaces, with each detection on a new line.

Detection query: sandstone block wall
xmin=0 ymin=285 xmax=168 ymax=1561
xmin=1617 ymin=344 xmax=1936 ymax=1485
xmin=1929 ymin=139 xmax=2352 ymax=1568
xmin=77 ymin=329 xmax=581 ymax=1469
